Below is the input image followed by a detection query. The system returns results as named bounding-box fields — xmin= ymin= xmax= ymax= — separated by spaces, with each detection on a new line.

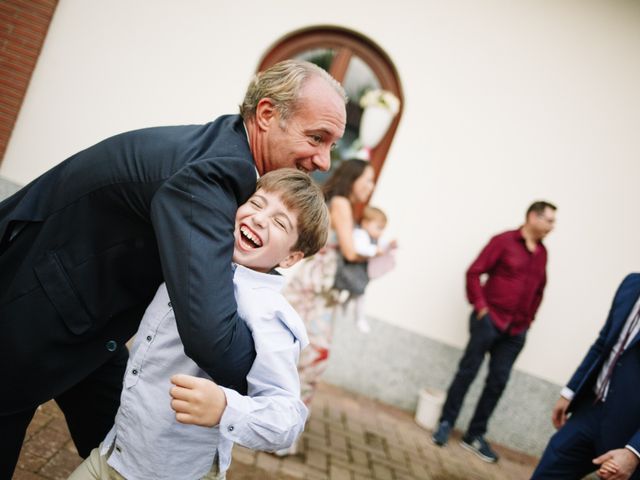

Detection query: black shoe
xmin=431 ymin=420 xmax=452 ymax=446
xmin=460 ymin=434 xmax=499 ymax=463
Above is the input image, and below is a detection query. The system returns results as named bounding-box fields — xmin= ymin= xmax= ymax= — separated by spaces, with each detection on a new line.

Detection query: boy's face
xmin=362 ymin=218 xmax=386 ymax=241
xmin=233 ymin=189 xmax=304 ymax=273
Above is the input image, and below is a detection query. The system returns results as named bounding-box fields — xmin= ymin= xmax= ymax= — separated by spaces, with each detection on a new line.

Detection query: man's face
xmin=259 ymin=76 xmax=346 ymax=174
xmin=529 ymin=207 xmax=556 ymax=239
xmin=233 ymin=189 xmax=303 ymax=273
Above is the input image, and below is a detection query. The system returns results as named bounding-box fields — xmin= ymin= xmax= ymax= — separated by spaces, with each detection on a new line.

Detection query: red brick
xmin=0 ymin=64 xmax=30 ymax=83
xmin=0 ymin=55 xmax=35 ymax=75
xmin=13 ymin=25 xmax=49 ymax=46
xmin=14 ymin=0 xmax=57 ymax=20
xmin=0 ymin=4 xmax=19 ymax=17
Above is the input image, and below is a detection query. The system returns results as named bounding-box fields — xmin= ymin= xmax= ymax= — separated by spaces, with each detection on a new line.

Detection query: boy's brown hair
xmin=256 ymin=169 xmax=329 ymax=257
xmin=362 ymin=206 xmax=387 ymax=226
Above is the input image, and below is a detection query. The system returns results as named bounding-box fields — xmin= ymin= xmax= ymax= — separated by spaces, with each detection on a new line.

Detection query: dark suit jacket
xmin=0 ymin=114 xmax=257 ymax=414
xmin=566 ymin=273 xmax=640 ymax=451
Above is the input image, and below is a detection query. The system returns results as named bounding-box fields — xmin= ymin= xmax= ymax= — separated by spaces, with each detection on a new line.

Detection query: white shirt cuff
xmin=219 ymin=387 xmax=250 ymax=442
xmin=560 ymin=387 xmax=575 ymax=401
xmin=625 ymin=445 xmax=640 ymax=460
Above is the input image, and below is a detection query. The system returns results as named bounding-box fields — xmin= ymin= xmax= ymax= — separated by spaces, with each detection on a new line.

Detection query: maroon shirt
xmin=466 ymin=229 xmax=547 ymax=335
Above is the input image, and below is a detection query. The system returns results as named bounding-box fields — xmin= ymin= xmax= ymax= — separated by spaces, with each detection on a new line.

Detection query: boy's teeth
xmin=241 ymin=226 xmax=262 ymax=247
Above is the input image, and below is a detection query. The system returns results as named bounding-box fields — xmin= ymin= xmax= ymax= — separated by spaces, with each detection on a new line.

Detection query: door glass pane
xmin=294 ymin=49 xmax=335 ymax=72
xmin=313 ymin=55 xmax=381 ymax=184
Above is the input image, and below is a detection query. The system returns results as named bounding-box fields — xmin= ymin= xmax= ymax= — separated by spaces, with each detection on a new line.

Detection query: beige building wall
xmin=3 ymin=0 xmax=640 ymax=388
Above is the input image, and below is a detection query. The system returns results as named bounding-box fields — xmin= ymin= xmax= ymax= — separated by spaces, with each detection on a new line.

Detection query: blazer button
xmin=106 ymin=340 xmax=117 ymax=352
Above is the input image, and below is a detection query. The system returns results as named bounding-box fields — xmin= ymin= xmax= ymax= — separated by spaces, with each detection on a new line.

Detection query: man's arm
xmin=150 ymin=157 xmax=257 ymax=393
xmin=465 ymin=235 xmax=503 ymax=316
xmin=593 ymin=448 xmax=640 ymax=480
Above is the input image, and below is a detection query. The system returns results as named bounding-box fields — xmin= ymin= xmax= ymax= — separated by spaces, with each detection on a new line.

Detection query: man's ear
xmin=255 ymin=98 xmax=277 ymax=131
xmin=278 ymin=251 xmax=304 ymax=269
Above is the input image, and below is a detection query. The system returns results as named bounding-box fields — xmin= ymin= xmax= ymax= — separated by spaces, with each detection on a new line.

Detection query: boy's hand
xmin=593 ymin=449 xmax=639 ymax=480
xmin=170 ymin=374 xmax=227 ymax=427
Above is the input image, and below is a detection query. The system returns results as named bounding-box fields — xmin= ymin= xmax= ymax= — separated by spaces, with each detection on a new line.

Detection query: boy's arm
xmin=170 ymin=328 xmax=307 ymax=451
xmin=218 ymin=331 xmax=307 ymax=451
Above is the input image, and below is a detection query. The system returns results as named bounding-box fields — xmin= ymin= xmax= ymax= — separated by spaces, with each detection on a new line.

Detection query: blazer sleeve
xmin=566 ymin=276 xmax=632 ymax=394
xmin=150 ymin=156 xmax=256 ymax=394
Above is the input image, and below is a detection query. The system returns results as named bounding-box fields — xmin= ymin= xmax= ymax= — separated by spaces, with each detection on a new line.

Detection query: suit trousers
xmin=0 ymin=344 xmax=128 ymax=479
xmin=439 ymin=312 xmax=526 ymax=437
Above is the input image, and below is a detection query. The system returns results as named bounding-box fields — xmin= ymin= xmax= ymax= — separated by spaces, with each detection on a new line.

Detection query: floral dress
xmin=283 ymin=232 xmax=341 ymax=406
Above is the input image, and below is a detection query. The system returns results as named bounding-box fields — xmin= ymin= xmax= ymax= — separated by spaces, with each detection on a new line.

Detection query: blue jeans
xmin=439 ymin=312 xmax=526 ymax=437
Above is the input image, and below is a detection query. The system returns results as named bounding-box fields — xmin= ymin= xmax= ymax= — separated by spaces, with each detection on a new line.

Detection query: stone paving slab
xmin=18 ymin=382 xmax=541 ymax=479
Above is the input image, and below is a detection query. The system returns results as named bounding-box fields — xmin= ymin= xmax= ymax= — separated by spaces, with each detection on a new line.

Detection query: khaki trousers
xmin=68 ymin=445 xmax=225 ymax=480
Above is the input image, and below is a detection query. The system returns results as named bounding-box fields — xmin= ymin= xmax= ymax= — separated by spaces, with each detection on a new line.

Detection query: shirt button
xmin=146 ymin=335 xmax=152 ymax=342
xmin=106 ymin=340 xmax=117 ymax=352
xmin=132 ymin=369 xmax=138 ymax=375
xmin=228 ymin=425 xmax=234 ymax=432
xmin=168 ymin=302 xmax=172 ymax=308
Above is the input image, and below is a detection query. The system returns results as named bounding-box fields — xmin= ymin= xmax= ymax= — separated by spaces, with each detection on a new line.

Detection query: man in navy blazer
xmin=532 ymin=273 xmax=640 ymax=479
xmin=0 ymin=59 xmax=346 ymax=478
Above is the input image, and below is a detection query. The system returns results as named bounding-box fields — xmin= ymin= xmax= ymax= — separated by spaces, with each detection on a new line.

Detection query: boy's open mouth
xmin=240 ymin=224 xmax=262 ymax=248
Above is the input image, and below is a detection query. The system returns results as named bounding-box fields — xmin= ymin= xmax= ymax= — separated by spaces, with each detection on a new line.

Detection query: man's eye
xmin=310 ymin=134 xmax=322 ymax=144
xmin=330 ymin=143 xmax=338 ymax=151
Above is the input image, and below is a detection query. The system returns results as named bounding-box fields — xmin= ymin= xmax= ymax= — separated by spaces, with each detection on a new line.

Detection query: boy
xmin=334 ymin=206 xmax=396 ymax=333
xmin=68 ymin=169 xmax=329 ymax=480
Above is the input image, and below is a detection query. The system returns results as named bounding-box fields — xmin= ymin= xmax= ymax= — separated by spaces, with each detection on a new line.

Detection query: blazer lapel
xmin=612 ymin=276 xmax=640 ymax=350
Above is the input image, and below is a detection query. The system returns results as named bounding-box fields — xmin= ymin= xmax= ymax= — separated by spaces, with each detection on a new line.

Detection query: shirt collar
xmin=232 ymin=263 xmax=286 ymax=292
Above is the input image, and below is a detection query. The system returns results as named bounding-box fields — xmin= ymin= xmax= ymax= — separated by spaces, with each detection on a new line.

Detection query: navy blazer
xmin=566 ymin=273 xmax=640 ymax=451
xmin=0 ymin=115 xmax=257 ymax=414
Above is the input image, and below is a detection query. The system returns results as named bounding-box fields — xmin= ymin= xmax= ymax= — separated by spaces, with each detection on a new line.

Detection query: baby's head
xmin=361 ymin=206 xmax=387 ymax=241
xmin=233 ymin=168 xmax=329 ymax=273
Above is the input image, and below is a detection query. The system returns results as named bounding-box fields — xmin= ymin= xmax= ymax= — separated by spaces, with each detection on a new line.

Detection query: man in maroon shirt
xmin=432 ymin=201 xmax=557 ymax=463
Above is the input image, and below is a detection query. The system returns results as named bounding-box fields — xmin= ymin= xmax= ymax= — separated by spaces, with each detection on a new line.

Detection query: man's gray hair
xmin=239 ymin=59 xmax=347 ymax=122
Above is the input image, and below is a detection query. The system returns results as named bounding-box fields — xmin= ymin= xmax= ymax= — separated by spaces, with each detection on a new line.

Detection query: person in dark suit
xmin=0 ymin=59 xmax=346 ymax=478
xmin=532 ymin=274 xmax=640 ymax=480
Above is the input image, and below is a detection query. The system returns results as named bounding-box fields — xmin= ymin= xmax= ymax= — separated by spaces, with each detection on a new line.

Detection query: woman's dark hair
xmin=323 ymin=159 xmax=370 ymax=201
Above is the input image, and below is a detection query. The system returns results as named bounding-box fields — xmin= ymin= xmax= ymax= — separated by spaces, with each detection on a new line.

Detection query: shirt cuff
xmin=560 ymin=387 xmax=575 ymax=401
xmin=219 ymin=387 xmax=250 ymax=442
xmin=625 ymin=445 xmax=640 ymax=460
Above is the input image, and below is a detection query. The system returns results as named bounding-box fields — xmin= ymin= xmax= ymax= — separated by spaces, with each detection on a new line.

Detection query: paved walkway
xmin=16 ymin=382 xmax=538 ymax=480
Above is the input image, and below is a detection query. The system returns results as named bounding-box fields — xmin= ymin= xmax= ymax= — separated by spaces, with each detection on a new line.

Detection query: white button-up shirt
xmin=101 ymin=265 xmax=309 ymax=480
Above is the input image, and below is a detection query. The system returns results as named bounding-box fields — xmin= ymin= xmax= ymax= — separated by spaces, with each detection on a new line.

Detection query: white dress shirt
xmin=101 ymin=264 xmax=309 ymax=480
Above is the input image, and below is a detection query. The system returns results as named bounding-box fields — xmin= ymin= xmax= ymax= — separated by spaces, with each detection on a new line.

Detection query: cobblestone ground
xmin=16 ymin=382 xmax=538 ymax=480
